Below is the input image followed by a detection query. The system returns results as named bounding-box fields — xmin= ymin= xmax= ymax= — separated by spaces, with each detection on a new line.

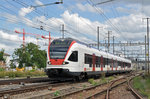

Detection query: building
xmin=0 ymin=53 xmax=10 ymax=68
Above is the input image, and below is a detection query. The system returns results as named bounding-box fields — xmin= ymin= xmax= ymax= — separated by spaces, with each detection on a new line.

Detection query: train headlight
xmin=48 ymin=61 xmax=51 ymax=65
xmin=63 ymin=61 xmax=65 ymax=65
xmin=62 ymin=61 xmax=69 ymax=65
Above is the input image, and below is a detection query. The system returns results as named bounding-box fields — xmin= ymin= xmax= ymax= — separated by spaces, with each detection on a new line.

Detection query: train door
xmin=115 ymin=60 xmax=117 ymax=71
xmin=101 ymin=56 xmax=103 ymax=71
xmin=78 ymin=49 xmax=84 ymax=71
xmin=92 ymin=54 xmax=96 ymax=71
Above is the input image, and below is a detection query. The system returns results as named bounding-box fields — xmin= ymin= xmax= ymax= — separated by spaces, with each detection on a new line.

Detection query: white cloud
xmin=0 ymin=30 xmax=21 ymax=42
xmin=116 ymin=7 xmax=138 ymax=14
xmin=19 ymin=7 xmax=34 ymax=17
xmin=35 ymin=0 xmax=43 ymax=6
xmin=33 ymin=10 xmax=106 ymax=43
xmin=0 ymin=29 xmax=47 ymax=55
xmin=3 ymin=13 xmax=19 ymax=23
xmin=76 ymin=3 xmax=104 ymax=13
xmin=105 ymin=12 xmax=146 ymax=41
xmin=121 ymin=0 xmax=150 ymax=5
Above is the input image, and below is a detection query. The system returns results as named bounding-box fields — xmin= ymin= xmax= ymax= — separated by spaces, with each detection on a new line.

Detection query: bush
xmin=7 ymin=71 xmax=15 ymax=78
xmin=0 ymin=70 xmax=46 ymax=78
xmin=101 ymin=72 xmax=105 ymax=80
xmin=133 ymin=76 xmax=150 ymax=98
xmin=88 ymin=78 xmax=97 ymax=86
xmin=29 ymin=69 xmax=36 ymax=72
xmin=0 ymin=71 xmax=5 ymax=78
xmin=14 ymin=71 xmax=26 ymax=77
xmin=0 ymin=68 xmax=5 ymax=72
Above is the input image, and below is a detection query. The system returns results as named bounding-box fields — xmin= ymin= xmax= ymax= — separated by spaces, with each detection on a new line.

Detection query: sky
xmin=0 ymin=0 xmax=149 ymax=58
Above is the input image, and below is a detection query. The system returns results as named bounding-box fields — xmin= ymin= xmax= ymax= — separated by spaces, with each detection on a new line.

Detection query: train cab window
xmin=68 ymin=51 xmax=78 ymax=62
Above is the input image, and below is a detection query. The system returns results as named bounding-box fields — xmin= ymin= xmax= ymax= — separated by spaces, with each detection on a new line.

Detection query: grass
xmin=88 ymin=75 xmax=114 ymax=86
xmin=133 ymin=75 xmax=150 ymax=99
xmin=54 ymin=91 xmax=60 ymax=96
xmin=0 ymin=68 xmax=5 ymax=72
xmin=0 ymin=70 xmax=46 ymax=78
xmin=88 ymin=78 xmax=98 ymax=86
xmin=107 ymin=76 xmax=114 ymax=82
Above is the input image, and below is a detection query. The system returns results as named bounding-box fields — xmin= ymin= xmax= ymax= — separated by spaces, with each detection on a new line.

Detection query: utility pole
xmin=124 ymin=44 xmax=126 ymax=57
xmin=97 ymin=26 xmax=100 ymax=50
xmin=145 ymin=35 xmax=147 ymax=72
xmin=105 ymin=39 xmax=106 ymax=52
xmin=113 ymin=36 xmax=115 ymax=54
xmin=143 ymin=18 xmax=150 ymax=74
xmin=61 ymin=24 xmax=65 ymax=39
xmin=107 ymin=31 xmax=111 ymax=52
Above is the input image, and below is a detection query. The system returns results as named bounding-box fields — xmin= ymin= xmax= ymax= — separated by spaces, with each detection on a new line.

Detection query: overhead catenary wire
xmin=2 ymin=0 xmax=94 ymax=44
xmin=7 ymin=0 xmax=97 ymax=43
xmin=87 ymin=0 xmax=129 ymax=41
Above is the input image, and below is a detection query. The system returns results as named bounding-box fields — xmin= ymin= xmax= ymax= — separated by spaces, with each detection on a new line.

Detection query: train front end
xmin=46 ymin=38 xmax=79 ymax=78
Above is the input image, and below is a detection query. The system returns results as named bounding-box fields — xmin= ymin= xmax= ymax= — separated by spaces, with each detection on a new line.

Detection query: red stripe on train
xmin=101 ymin=56 xmax=103 ymax=71
xmin=92 ymin=54 xmax=95 ymax=71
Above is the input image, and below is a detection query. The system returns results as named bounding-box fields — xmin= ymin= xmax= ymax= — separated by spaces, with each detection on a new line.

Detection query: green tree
xmin=0 ymin=49 xmax=5 ymax=62
xmin=13 ymin=43 xmax=47 ymax=68
xmin=10 ymin=61 xmax=16 ymax=69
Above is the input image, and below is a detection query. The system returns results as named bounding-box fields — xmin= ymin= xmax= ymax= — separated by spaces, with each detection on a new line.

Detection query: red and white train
xmin=46 ymin=38 xmax=132 ymax=80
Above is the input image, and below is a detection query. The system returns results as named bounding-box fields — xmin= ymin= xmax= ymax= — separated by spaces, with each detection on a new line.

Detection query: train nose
xmin=50 ymin=59 xmax=64 ymax=65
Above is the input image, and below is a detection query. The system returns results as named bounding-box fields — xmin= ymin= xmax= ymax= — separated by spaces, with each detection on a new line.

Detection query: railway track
xmin=0 ymin=72 xmax=144 ymax=99
xmin=0 ymin=77 xmax=50 ymax=85
xmin=0 ymin=81 xmax=71 ymax=98
xmin=29 ymin=74 xmax=131 ymax=99
xmin=85 ymin=73 xmax=143 ymax=99
xmin=127 ymin=76 xmax=144 ymax=99
xmin=86 ymin=76 xmax=127 ymax=99
xmin=54 ymin=72 xmax=143 ymax=99
xmin=105 ymin=73 xmax=144 ymax=99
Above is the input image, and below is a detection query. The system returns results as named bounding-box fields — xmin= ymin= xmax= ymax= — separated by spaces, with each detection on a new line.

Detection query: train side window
xmin=85 ymin=54 xmax=92 ymax=64
xmin=89 ymin=64 xmax=92 ymax=67
xmin=68 ymin=51 xmax=78 ymax=62
xmin=108 ymin=59 xmax=112 ymax=67
xmin=103 ymin=58 xmax=106 ymax=67
xmin=96 ymin=56 xmax=100 ymax=67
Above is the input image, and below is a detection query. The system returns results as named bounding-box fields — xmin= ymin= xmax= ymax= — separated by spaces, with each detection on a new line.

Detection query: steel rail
xmin=128 ymin=76 xmax=144 ymax=99
xmin=0 ymin=82 xmax=70 ymax=97
xmin=0 ymin=77 xmax=50 ymax=85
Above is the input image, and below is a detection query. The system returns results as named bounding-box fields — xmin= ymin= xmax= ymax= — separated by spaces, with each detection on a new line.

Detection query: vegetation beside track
xmin=0 ymin=70 xmax=46 ymax=78
xmin=133 ymin=74 xmax=150 ymax=99
xmin=88 ymin=76 xmax=115 ymax=86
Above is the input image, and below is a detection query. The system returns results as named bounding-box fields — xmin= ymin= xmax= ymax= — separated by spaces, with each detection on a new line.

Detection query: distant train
xmin=46 ymin=38 xmax=132 ymax=80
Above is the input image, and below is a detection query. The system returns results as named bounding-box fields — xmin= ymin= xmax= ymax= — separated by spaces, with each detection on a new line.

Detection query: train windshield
xmin=49 ymin=39 xmax=73 ymax=59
